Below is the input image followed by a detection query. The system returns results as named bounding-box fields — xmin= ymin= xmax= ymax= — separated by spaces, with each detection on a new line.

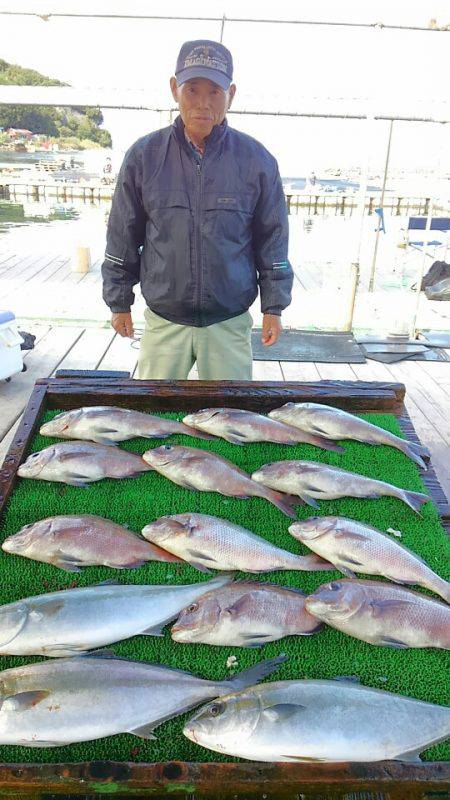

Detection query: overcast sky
xmin=1 ymin=0 xmax=449 ymax=175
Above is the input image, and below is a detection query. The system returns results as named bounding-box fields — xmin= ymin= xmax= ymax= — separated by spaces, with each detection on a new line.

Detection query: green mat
xmin=0 ymin=410 xmax=448 ymax=765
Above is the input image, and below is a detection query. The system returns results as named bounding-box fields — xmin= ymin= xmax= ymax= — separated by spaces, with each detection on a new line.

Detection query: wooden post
xmin=71 ymin=246 xmax=91 ymax=273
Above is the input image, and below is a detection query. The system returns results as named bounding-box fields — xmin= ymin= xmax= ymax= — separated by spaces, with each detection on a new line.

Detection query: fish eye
xmin=209 ymin=702 xmax=223 ymax=717
xmin=188 ymin=603 xmax=198 ymax=613
xmin=163 ymin=445 xmax=173 ymax=451
xmin=330 ymin=582 xmax=341 ymax=591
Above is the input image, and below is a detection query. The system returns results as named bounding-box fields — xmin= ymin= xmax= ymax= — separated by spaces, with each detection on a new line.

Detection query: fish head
xmin=251 ymin=460 xmax=292 ymax=484
xmin=305 ymin=580 xmax=364 ymax=622
xmin=142 ymin=514 xmax=195 ymax=546
xmin=142 ymin=444 xmax=189 ymax=468
xmin=289 ymin=516 xmax=338 ymax=542
xmin=2 ymin=518 xmax=53 ymax=554
xmin=39 ymin=409 xmax=82 ymax=437
xmin=268 ymin=402 xmax=297 ymax=421
xmin=17 ymin=447 xmax=56 ymax=479
xmin=183 ymin=409 xmax=223 ymax=428
xmin=172 ymin=591 xmax=221 ymax=642
xmin=183 ymin=690 xmax=260 ymax=751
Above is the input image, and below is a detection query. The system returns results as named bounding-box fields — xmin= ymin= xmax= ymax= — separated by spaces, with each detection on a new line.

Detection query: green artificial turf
xmin=0 ymin=409 xmax=448 ymax=765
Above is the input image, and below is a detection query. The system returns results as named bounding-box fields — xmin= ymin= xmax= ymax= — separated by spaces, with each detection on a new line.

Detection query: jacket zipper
xmin=194 ymin=160 xmax=203 ymax=325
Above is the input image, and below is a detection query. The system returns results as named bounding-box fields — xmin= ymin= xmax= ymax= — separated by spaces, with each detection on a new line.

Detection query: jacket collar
xmin=172 ymin=114 xmax=228 ymax=153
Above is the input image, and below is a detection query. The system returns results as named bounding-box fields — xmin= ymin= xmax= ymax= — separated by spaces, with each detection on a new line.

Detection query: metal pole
xmin=346 ymin=115 xmax=373 ymax=330
xmin=409 ymin=197 xmax=435 ymax=339
xmin=220 ymin=14 xmax=226 ymax=42
xmin=368 ymin=118 xmax=394 ymax=291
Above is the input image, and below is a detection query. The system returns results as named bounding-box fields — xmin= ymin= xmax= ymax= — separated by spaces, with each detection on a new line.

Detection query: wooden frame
xmin=0 ymin=377 xmax=448 ymax=798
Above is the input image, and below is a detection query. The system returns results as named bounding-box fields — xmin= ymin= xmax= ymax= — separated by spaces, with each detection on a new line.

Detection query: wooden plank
xmin=316 ymin=363 xmax=359 ymax=380
xmin=0 ymin=418 xmax=20 ymax=467
xmin=384 ymin=362 xmax=450 ymax=444
xmin=39 ymin=379 xmax=404 ymax=414
xmin=97 ymin=333 xmax=138 ymax=375
xmin=0 ymin=326 xmax=83 ymax=440
xmin=252 ymin=360 xmax=284 ymax=380
xmin=51 ymin=328 xmax=116 ymax=375
xmin=280 ymin=361 xmax=321 ymax=381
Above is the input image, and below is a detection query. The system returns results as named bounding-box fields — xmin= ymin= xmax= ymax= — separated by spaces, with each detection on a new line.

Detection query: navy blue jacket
xmin=102 ymin=114 xmax=293 ymax=327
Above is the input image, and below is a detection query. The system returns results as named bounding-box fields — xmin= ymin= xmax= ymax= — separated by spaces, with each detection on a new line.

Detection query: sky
xmin=0 ymin=0 xmax=449 ymax=175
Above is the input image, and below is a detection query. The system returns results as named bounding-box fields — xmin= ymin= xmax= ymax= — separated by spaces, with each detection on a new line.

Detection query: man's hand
xmin=261 ymin=314 xmax=282 ymax=346
xmin=111 ymin=312 xmax=134 ymax=338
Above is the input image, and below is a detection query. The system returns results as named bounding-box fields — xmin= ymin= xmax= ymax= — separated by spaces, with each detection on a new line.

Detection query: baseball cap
xmin=175 ymin=40 xmax=233 ymax=91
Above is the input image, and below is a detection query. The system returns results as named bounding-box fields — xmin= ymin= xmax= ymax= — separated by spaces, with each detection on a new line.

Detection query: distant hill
xmin=0 ymin=59 xmax=112 ymax=147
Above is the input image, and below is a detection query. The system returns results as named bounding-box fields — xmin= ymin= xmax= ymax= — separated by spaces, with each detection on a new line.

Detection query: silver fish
xmin=0 ymin=574 xmax=232 ymax=657
xmin=290 ymin=516 xmax=450 ymax=603
xmin=17 ymin=441 xmax=151 ymax=486
xmin=142 ymin=513 xmax=333 ymax=574
xmin=182 ymin=408 xmax=343 ymax=451
xmin=184 ymin=679 xmax=450 ymax=762
xmin=172 ymin=581 xmax=322 ymax=646
xmin=2 ymin=514 xmax=181 ymax=571
xmin=269 ymin=402 xmax=429 ymax=469
xmin=142 ymin=444 xmax=299 ymax=518
xmin=251 ymin=460 xmax=429 ymax=514
xmin=305 ymin=579 xmax=450 ymax=649
xmin=40 ymin=406 xmax=214 ymax=445
xmin=0 ymin=651 xmax=285 ymax=746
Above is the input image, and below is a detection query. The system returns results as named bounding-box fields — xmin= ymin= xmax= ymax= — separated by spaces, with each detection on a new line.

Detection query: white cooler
xmin=0 ymin=311 xmax=24 ymax=381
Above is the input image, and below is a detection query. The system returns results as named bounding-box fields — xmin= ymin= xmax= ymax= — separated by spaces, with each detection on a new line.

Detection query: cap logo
xmin=184 ymin=45 xmax=227 ymax=74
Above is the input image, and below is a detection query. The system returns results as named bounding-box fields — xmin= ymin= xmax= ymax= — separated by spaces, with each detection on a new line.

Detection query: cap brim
xmin=176 ymin=66 xmax=231 ymax=91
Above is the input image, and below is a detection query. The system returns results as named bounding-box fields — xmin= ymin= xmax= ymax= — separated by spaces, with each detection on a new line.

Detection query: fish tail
xmin=225 ymin=654 xmax=287 ymax=691
xmin=147 ymin=545 xmax=185 ymax=564
xmin=397 ymin=440 xmax=430 ymax=470
xmin=401 ymin=489 xmax=430 ymax=514
xmin=264 ymin=489 xmax=301 ymax=519
xmin=426 ymin=576 xmax=450 ymax=604
xmin=179 ymin=424 xmax=215 ymax=441
xmin=291 ymin=554 xmax=336 ymax=572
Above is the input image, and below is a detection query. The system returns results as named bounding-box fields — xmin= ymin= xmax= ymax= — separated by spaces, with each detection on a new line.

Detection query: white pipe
xmin=368 ymin=119 xmax=394 ymax=292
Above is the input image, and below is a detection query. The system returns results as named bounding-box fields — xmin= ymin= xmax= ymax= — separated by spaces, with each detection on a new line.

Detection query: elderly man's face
xmin=170 ymin=77 xmax=236 ymax=141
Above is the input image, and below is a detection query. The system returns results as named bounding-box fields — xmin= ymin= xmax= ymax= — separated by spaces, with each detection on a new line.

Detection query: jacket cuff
xmin=110 ymin=306 xmax=132 ymax=314
xmin=263 ymin=308 xmax=282 ymax=316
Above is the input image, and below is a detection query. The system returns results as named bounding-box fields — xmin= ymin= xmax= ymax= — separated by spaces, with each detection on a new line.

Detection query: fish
xmin=1 ymin=514 xmax=182 ymax=572
xmin=182 ymin=408 xmax=343 ymax=451
xmin=251 ymin=460 xmax=429 ymax=514
xmin=172 ymin=580 xmax=322 ymax=646
xmin=39 ymin=406 xmax=214 ymax=445
xmin=268 ymin=402 xmax=430 ymax=469
xmin=142 ymin=444 xmax=299 ymax=518
xmin=305 ymin=579 xmax=450 ymax=649
xmin=0 ymin=574 xmax=232 ymax=657
xmin=142 ymin=513 xmax=333 ymax=574
xmin=184 ymin=678 xmax=450 ymax=762
xmin=0 ymin=651 xmax=285 ymax=746
xmin=289 ymin=516 xmax=450 ymax=603
xmin=17 ymin=441 xmax=151 ymax=486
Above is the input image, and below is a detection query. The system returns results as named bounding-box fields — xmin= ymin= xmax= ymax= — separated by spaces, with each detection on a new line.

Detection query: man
xmin=102 ymin=39 xmax=293 ymax=379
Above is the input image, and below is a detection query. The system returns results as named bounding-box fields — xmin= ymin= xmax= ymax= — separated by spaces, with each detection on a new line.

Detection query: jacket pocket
xmin=202 ymin=192 xmax=254 ymax=245
xmin=143 ymin=190 xmax=193 ymax=295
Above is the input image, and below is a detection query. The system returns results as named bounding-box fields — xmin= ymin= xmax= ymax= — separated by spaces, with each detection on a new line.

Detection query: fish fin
xmin=141 ymin=622 xmax=166 ymax=637
xmin=41 ymin=644 xmax=90 ymax=657
xmin=227 ymin=654 xmax=287 ymax=690
xmin=369 ymin=599 xmax=415 ymax=619
xmin=266 ymin=491 xmax=301 ymax=518
xmin=317 ymin=439 xmax=345 ymax=453
xmin=127 ymin=723 xmax=157 ymax=740
xmin=18 ymin=739 xmax=61 ymax=748
xmin=52 ymin=551 xmax=84 ymax=572
xmin=78 ymin=648 xmax=117 ymax=659
xmin=177 ymin=478 xmax=199 ymax=491
xmin=378 ymin=636 xmax=410 ymax=649
xmin=2 ymin=691 xmax=50 ymax=713
xmin=222 ymin=431 xmax=246 ymax=445
xmin=336 ymin=565 xmax=358 ymax=579
xmin=332 ymin=675 xmax=361 ymax=684
xmin=188 ymin=562 xmax=212 ymax=574
xmin=36 ymin=598 xmax=65 ymax=616
xmin=299 ymin=494 xmax=320 ymax=509
xmin=92 ymin=436 xmax=119 ymax=446
xmin=240 ymin=633 xmax=274 ymax=647
xmin=263 ymin=703 xmax=304 ymax=723
xmin=394 ymin=751 xmax=422 ymax=762
xmin=93 ymin=580 xmax=122 ymax=586
xmin=64 ymin=477 xmax=90 ymax=487
xmin=226 ymin=594 xmax=256 ymax=617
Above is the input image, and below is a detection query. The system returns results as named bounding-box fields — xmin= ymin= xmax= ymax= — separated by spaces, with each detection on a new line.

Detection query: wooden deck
xmin=1 ymin=250 xmax=449 ymax=498
xmin=1 ymin=320 xmax=449 ymax=501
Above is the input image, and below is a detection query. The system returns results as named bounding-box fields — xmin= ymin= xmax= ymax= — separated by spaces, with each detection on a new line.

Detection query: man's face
xmin=170 ymin=76 xmax=236 ymax=139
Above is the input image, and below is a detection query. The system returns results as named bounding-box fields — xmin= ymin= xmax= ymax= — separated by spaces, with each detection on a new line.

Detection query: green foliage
xmin=0 ymin=59 xmax=111 ymax=145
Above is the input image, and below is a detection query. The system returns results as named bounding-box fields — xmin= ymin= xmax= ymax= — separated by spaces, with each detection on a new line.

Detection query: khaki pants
xmin=137 ymin=308 xmax=253 ymax=380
